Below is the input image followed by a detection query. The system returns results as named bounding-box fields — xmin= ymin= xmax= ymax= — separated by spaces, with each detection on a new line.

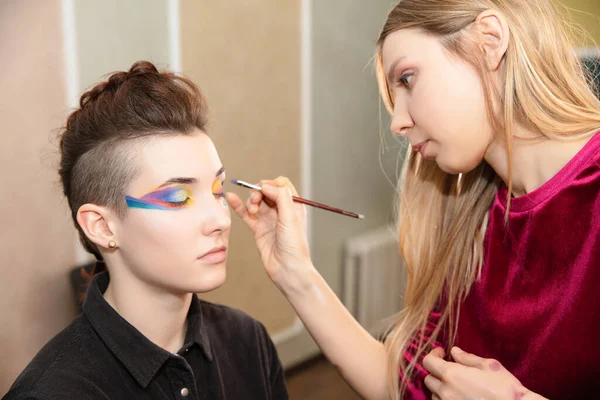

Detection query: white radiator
xmin=342 ymin=226 xmax=407 ymax=336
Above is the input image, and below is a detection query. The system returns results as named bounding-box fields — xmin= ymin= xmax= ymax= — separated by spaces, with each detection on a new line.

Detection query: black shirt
xmin=4 ymin=272 xmax=289 ymax=399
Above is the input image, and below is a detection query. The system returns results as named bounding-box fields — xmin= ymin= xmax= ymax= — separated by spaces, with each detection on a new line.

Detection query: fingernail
xmin=452 ymin=347 xmax=463 ymax=354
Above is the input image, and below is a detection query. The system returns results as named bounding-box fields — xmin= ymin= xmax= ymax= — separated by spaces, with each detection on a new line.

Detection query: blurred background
xmin=1 ymin=1 xmax=598 ymax=398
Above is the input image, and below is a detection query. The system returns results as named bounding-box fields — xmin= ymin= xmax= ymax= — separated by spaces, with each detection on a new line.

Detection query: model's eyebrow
xmin=386 ymin=56 xmax=407 ymax=84
xmin=157 ymin=177 xmax=197 ymax=188
xmin=154 ymin=167 xmax=224 ymax=189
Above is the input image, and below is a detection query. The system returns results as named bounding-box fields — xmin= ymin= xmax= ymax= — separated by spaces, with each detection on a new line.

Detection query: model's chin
xmin=185 ymin=263 xmax=227 ymax=293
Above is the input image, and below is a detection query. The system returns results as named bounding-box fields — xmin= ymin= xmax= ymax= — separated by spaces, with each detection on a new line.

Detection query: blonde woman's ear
xmin=473 ymin=10 xmax=510 ymax=71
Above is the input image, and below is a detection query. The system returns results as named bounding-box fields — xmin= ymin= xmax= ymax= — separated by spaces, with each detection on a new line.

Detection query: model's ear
xmin=76 ymin=203 xmax=119 ymax=251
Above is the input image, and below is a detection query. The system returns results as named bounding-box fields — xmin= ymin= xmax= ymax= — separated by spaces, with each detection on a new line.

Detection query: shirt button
xmin=180 ymin=388 xmax=189 ymax=397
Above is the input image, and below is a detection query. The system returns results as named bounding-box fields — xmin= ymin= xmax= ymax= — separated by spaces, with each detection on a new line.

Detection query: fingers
xmin=246 ymin=190 xmax=263 ymax=215
xmin=244 ymin=177 xmax=300 ymax=209
xmin=225 ymin=192 xmax=257 ymax=227
xmin=450 ymin=347 xmax=483 ymax=368
xmin=423 ymin=347 xmax=448 ymax=378
xmin=249 ymin=194 xmax=274 ymax=217
xmin=233 ymin=176 xmax=301 ymax=222
xmin=424 ymin=374 xmax=443 ymax=395
xmin=261 ymin=176 xmax=300 ymax=196
xmin=431 ymin=347 xmax=445 ymax=358
xmin=252 ymin=176 xmax=297 ymax=221
xmin=226 ymin=191 xmax=245 ymax=215
xmin=260 ymin=182 xmax=295 ymax=222
xmin=451 ymin=347 xmax=502 ymax=371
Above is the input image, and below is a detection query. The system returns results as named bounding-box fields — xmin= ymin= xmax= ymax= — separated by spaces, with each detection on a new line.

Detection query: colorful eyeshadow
xmin=126 ymin=185 xmax=193 ymax=210
xmin=212 ymin=178 xmax=228 ymax=208
xmin=212 ymin=179 xmax=224 ymax=195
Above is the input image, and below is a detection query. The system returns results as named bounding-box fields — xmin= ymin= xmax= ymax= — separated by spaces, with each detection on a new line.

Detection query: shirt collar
xmin=82 ymin=269 xmax=213 ymax=388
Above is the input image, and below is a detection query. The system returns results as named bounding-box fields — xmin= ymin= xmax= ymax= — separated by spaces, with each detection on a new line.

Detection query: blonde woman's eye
xmin=397 ymin=73 xmax=414 ymax=88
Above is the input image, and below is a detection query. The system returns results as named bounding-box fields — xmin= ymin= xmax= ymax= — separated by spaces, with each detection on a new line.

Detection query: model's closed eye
xmin=126 ymin=184 xmax=194 ymax=210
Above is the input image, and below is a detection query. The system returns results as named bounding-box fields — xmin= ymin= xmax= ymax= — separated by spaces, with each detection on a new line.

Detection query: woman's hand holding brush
xmin=226 ymin=176 xmax=314 ymax=293
xmin=226 ymin=176 xmax=390 ymax=399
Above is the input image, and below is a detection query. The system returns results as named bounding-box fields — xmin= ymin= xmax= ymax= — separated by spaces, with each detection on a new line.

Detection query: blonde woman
xmin=227 ymin=0 xmax=600 ymax=399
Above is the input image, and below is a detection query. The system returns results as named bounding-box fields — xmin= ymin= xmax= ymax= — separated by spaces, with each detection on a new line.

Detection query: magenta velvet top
xmin=404 ymin=132 xmax=600 ymax=399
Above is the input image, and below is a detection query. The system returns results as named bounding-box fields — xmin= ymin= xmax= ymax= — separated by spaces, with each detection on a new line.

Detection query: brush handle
xmin=231 ymin=179 xmax=363 ymax=219
xmin=291 ymin=196 xmax=362 ymax=219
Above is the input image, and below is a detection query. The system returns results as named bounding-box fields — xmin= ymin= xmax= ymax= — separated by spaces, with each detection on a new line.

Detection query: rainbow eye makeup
xmin=212 ymin=178 xmax=228 ymax=208
xmin=212 ymin=178 xmax=224 ymax=196
xmin=126 ymin=184 xmax=194 ymax=210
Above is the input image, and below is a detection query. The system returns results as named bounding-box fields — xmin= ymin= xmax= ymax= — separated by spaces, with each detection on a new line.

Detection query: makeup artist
xmin=226 ymin=0 xmax=600 ymax=398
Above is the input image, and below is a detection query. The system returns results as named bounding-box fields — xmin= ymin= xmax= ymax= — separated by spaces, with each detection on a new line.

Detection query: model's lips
xmin=197 ymin=246 xmax=227 ymax=263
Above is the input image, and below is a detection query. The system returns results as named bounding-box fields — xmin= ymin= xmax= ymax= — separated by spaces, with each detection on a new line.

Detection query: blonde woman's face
xmin=381 ymin=28 xmax=495 ymax=174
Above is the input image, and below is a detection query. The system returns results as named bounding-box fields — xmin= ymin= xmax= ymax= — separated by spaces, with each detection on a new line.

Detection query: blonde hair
xmin=375 ymin=0 xmax=600 ymax=398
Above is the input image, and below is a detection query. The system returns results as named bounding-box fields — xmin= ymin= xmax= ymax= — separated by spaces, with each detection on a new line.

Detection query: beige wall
xmin=309 ymin=0 xmax=398 ymax=297
xmin=0 ymin=0 xmax=77 ymax=394
xmin=558 ymin=0 xmax=600 ymax=45
xmin=179 ymin=1 xmax=301 ymax=334
xmin=71 ymin=0 xmax=173 ymax=265
xmin=74 ymin=0 xmax=171 ymax=97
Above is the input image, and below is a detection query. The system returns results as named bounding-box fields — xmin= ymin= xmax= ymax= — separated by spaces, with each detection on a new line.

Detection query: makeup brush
xmin=231 ymin=179 xmax=365 ymax=219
